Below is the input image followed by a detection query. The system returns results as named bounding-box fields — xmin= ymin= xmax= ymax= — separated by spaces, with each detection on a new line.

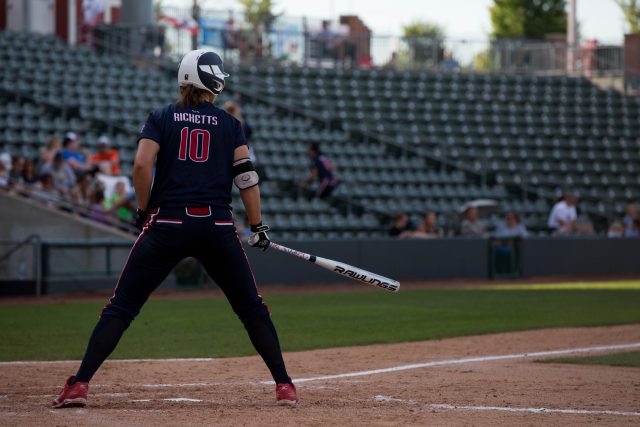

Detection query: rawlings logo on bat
xmin=333 ymin=266 xmax=399 ymax=291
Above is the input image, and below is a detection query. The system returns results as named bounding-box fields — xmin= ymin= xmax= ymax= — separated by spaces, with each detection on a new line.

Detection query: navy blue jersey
xmin=138 ymin=102 xmax=247 ymax=209
xmin=310 ymin=154 xmax=335 ymax=183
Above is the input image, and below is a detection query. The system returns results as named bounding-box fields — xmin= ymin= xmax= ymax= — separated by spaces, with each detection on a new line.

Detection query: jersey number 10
xmin=179 ymin=127 xmax=210 ymax=162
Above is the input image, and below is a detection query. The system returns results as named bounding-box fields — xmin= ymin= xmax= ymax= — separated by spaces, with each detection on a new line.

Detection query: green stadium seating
xmin=2 ymin=30 xmax=639 ymax=235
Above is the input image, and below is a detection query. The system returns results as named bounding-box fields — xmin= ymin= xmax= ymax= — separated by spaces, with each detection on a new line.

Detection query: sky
xmin=164 ymin=0 xmax=628 ymax=43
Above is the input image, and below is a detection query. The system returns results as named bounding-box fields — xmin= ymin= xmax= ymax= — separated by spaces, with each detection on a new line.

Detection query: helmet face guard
xmin=178 ymin=49 xmax=229 ymax=95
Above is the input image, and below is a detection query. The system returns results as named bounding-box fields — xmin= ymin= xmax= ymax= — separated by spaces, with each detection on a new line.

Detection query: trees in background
xmin=615 ymin=0 xmax=640 ymax=33
xmin=401 ymin=21 xmax=446 ymax=69
xmin=490 ymin=0 xmax=567 ymax=39
xmin=238 ymin=0 xmax=281 ymax=33
xmin=474 ymin=0 xmax=568 ymax=72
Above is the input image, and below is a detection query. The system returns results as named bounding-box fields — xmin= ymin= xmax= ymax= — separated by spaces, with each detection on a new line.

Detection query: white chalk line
xmin=142 ymin=382 xmax=211 ymax=388
xmin=1 ymin=342 xmax=639 ymax=391
xmin=161 ymin=397 xmax=203 ymax=403
xmin=270 ymin=342 xmax=640 ymax=384
xmin=428 ymin=403 xmax=640 ymax=418
xmin=0 ymin=357 xmax=214 ymax=366
xmin=131 ymin=397 xmax=204 ymax=403
xmin=374 ymin=396 xmax=640 ymax=417
xmin=25 ymin=392 xmax=130 ymax=399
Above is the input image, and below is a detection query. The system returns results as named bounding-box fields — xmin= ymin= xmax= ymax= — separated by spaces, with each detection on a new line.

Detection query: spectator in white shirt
xmin=548 ymin=193 xmax=578 ymax=235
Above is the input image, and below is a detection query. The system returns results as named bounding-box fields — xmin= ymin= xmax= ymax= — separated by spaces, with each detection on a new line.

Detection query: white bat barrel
xmin=313 ymin=256 xmax=400 ymax=292
xmin=269 ymin=243 xmax=400 ymax=292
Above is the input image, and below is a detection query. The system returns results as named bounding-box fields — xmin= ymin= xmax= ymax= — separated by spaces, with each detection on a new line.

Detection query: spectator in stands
xmin=401 ymin=212 xmax=442 ymax=238
xmin=90 ymin=136 xmax=121 ymax=176
xmin=607 ymin=221 xmax=624 ymax=238
xmin=222 ymin=16 xmax=239 ymax=59
xmin=62 ymin=132 xmax=95 ymax=175
xmin=384 ymin=51 xmax=399 ymax=70
xmin=105 ymin=181 xmax=134 ymax=222
xmin=69 ymin=174 xmax=93 ymax=207
xmin=74 ymin=173 xmax=94 ymax=206
xmin=460 ymin=206 xmax=487 ymax=237
xmin=623 ymin=203 xmax=638 ymax=236
xmin=223 ymin=101 xmax=253 ymax=151
xmin=0 ymin=156 xmax=9 ymax=187
xmin=22 ymin=158 xmax=39 ymax=186
xmin=240 ymin=23 xmax=263 ymax=61
xmin=0 ymin=152 xmax=11 ymax=176
xmin=40 ymin=152 xmax=76 ymax=194
xmin=32 ymin=173 xmax=61 ymax=204
xmin=300 ymin=143 xmax=338 ymax=199
xmin=40 ymin=136 xmax=62 ymax=167
xmin=314 ymin=20 xmax=356 ymax=67
xmin=316 ymin=20 xmax=338 ymax=60
xmin=625 ymin=218 xmax=640 ymax=238
xmin=223 ymin=101 xmax=266 ymax=179
xmin=547 ymin=193 xmax=578 ymax=235
xmin=388 ymin=212 xmax=414 ymax=237
xmin=494 ymin=212 xmax=529 ymax=238
xmin=442 ymin=50 xmax=460 ymax=72
xmin=8 ymin=156 xmax=25 ymax=185
xmin=89 ymin=189 xmax=110 ymax=225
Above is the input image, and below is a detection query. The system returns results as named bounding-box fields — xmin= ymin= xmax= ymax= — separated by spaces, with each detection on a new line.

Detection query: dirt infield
xmin=1 ymin=324 xmax=639 ymax=426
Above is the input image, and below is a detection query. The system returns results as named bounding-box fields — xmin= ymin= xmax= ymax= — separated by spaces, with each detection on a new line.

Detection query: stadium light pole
xmin=567 ymin=0 xmax=577 ymax=75
xmin=192 ymin=0 xmax=200 ymax=50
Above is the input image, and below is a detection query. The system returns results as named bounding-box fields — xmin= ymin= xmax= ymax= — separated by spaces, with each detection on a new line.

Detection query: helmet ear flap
xmin=212 ymin=80 xmax=224 ymax=94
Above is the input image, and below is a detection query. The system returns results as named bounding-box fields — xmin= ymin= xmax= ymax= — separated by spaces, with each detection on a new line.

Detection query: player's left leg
xmin=197 ymin=223 xmax=295 ymax=399
xmin=315 ymin=178 xmax=337 ymax=199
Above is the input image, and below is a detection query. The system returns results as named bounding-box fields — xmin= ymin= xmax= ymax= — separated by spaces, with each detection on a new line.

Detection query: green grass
xmin=485 ymin=280 xmax=640 ymax=290
xmin=541 ymin=351 xmax=640 ymax=367
xmin=1 ymin=286 xmax=640 ymax=361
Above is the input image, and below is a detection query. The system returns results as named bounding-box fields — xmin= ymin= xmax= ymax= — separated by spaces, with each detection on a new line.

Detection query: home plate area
xmin=1 ymin=325 xmax=639 ymax=426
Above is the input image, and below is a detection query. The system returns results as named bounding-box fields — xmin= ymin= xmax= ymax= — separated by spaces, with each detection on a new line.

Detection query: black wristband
xmin=250 ymin=222 xmax=263 ymax=232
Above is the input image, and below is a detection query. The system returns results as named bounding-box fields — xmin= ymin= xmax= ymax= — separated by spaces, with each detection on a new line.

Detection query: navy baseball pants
xmin=73 ymin=206 xmax=291 ymax=385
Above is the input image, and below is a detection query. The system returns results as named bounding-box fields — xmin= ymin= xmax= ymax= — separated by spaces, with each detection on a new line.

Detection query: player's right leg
xmin=53 ymin=218 xmax=184 ymax=408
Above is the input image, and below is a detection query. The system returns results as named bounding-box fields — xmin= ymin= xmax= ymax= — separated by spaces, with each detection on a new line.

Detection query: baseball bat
xmin=269 ymin=242 xmax=400 ymax=292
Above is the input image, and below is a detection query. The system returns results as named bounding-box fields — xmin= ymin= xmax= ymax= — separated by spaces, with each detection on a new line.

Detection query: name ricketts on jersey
xmin=173 ymin=112 xmax=219 ymax=125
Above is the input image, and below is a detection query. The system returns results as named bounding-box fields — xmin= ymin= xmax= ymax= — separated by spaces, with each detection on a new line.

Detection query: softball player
xmin=53 ymin=49 xmax=298 ymax=407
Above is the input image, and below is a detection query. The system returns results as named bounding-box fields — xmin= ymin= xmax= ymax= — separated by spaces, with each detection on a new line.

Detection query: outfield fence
xmin=2 ymin=237 xmax=638 ymax=296
xmin=0 ymin=235 xmax=42 ymax=295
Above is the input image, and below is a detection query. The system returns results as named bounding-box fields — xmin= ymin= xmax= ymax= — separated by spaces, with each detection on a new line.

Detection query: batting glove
xmin=135 ymin=208 xmax=149 ymax=231
xmin=248 ymin=223 xmax=271 ymax=251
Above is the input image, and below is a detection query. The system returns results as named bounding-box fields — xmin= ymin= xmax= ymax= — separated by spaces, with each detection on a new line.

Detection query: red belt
xmin=186 ymin=206 xmax=210 ymax=216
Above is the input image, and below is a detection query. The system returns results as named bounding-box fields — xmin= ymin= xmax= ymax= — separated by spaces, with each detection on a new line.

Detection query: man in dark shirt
xmin=300 ymin=142 xmax=337 ymax=199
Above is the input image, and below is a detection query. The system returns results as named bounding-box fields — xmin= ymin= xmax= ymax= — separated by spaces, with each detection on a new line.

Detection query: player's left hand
xmin=135 ymin=208 xmax=149 ymax=231
xmin=248 ymin=223 xmax=271 ymax=251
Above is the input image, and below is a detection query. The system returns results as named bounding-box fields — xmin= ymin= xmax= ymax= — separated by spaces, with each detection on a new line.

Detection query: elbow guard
xmin=233 ymin=158 xmax=259 ymax=189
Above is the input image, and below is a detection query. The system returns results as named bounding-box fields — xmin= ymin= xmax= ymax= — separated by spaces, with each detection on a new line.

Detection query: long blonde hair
xmin=177 ymin=85 xmax=215 ymax=107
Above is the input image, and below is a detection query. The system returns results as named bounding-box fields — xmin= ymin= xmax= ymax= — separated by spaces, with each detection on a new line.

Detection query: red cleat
xmin=52 ymin=376 xmax=88 ymax=408
xmin=276 ymin=383 xmax=298 ymax=406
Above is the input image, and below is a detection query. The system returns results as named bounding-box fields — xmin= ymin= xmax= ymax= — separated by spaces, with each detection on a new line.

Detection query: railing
xmin=83 ymin=2 xmax=630 ymax=80
xmin=40 ymin=241 xmax=207 ymax=293
xmin=41 ymin=240 xmax=132 ymax=278
xmin=0 ymin=235 xmax=42 ymax=295
xmin=88 ymin=20 xmax=626 ymax=79
xmin=1 ymin=184 xmax=138 ymax=235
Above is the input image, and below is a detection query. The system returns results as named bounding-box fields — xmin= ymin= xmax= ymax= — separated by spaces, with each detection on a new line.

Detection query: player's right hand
xmin=248 ymin=223 xmax=271 ymax=251
xmin=135 ymin=208 xmax=149 ymax=231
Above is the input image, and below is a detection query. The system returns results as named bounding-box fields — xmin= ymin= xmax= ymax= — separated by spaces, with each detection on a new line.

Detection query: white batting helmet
xmin=177 ymin=49 xmax=229 ymax=95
